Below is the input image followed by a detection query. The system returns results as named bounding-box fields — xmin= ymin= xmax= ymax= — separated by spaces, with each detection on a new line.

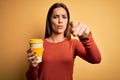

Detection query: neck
xmin=48 ymin=33 xmax=66 ymax=43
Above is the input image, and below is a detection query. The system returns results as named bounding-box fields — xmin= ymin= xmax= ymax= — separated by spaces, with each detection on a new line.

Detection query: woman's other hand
xmin=70 ymin=21 xmax=91 ymax=38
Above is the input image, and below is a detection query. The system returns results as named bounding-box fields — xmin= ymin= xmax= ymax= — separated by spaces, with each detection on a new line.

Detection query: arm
xmin=26 ymin=49 xmax=40 ymax=80
xmin=75 ymin=35 xmax=101 ymax=64
xmin=70 ymin=21 xmax=101 ymax=63
xmin=26 ymin=64 xmax=39 ymax=80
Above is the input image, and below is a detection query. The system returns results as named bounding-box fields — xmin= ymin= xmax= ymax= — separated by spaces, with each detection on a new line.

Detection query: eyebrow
xmin=52 ymin=14 xmax=67 ymax=16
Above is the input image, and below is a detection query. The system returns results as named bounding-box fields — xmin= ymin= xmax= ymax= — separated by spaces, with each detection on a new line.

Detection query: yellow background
xmin=0 ymin=0 xmax=120 ymax=80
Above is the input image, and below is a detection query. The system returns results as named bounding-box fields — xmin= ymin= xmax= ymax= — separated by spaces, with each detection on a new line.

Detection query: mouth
xmin=57 ymin=25 xmax=64 ymax=29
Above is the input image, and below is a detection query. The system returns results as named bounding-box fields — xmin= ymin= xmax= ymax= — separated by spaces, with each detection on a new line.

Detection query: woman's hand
xmin=70 ymin=21 xmax=91 ymax=39
xmin=27 ymin=48 xmax=39 ymax=67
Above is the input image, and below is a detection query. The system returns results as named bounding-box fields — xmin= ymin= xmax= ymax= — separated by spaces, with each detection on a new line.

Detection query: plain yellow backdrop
xmin=0 ymin=0 xmax=120 ymax=80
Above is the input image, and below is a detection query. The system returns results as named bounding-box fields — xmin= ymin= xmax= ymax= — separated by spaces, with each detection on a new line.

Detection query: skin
xmin=47 ymin=7 xmax=68 ymax=43
xmin=27 ymin=7 xmax=91 ymax=67
xmin=51 ymin=7 xmax=68 ymax=35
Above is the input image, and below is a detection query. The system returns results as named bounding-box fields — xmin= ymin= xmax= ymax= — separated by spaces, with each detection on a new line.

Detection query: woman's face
xmin=51 ymin=7 xmax=68 ymax=35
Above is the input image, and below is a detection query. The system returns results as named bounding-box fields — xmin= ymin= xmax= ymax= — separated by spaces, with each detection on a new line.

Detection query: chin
xmin=58 ymin=30 xmax=65 ymax=34
xmin=53 ymin=29 xmax=65 ymax=34
xmin=55 ymin=31 xmax=64 ymax=34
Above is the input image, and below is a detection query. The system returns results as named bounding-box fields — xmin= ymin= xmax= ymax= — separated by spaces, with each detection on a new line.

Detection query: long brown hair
xmin=44 ymin=3 xmax=71 ymax=39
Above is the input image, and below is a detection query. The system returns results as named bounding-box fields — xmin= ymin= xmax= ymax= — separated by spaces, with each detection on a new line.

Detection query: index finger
xmin=27 ymin=48 xmax=32 ymax=53
xmin=70 ymin=21 xmax=79 ymax=28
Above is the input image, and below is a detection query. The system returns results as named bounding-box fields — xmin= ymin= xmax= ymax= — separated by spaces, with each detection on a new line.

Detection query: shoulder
xmin=69 ymin=38 xmax=81 ymax=43
xmin=67 ymin=38 xmax=83 ymax=47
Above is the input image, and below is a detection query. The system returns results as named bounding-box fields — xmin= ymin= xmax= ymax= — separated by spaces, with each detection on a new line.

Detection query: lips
xmin=57 ymin=25 xmax=64 ymax=29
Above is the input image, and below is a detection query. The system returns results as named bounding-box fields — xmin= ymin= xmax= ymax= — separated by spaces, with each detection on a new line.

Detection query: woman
xmin=26 ymin=3 xmax=101 ymax=80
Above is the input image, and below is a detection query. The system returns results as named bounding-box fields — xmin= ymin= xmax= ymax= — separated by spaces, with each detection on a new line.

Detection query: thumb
xmin=69 ymin=21 xmax=79 ymax=36
xmin=70 ymin=21 xmax=79 ymax=28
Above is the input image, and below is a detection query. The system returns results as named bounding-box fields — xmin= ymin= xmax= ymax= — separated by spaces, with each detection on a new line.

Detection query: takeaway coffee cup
xmin=29 ymin=39 xmax=43 ymax=63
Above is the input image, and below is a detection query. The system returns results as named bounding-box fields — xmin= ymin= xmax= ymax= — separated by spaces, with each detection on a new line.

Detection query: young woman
xmin=26 ymin=3 xmax=101 ymax=80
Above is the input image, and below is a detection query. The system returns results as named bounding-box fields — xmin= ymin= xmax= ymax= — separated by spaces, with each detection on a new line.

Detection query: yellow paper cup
xmin=29 ymin=39 xmax=43 ymax=63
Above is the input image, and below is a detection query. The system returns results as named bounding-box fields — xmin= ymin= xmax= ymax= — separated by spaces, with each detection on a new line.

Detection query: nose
xmin=58 ymin=17 xmax=63 ymax=24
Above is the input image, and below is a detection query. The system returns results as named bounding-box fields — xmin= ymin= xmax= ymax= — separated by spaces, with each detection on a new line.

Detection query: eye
xmin=52 ymin=15 xmax=58 ymax=19
xmin=62 ymin=15 xmax=67 ymax=19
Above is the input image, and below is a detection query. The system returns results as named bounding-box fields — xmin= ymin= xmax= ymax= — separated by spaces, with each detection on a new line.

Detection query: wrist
xmin=78 ymin=32 xmax=91 ymax=41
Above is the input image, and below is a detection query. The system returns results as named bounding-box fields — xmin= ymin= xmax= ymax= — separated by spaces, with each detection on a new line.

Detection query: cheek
xmin=65 ymin=19 xmax=68 ymax=24
xmin=51 ymin=19 xmax=57 ymax=26
xmin=51 ymin=23 xmax=57 ymax=30
xmin=64 ymin=20 xmax=68 ymax=27
xmin=51 ymin=21 xmax=57 ymax=30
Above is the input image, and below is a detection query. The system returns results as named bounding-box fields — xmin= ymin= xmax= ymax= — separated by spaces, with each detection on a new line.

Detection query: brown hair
xmin=44 ymin=3 xmax=71 ymax=39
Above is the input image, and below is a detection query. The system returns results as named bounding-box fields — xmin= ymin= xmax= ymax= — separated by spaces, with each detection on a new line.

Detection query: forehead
xmin=52 ymin=7 xmax=67 ymax=15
